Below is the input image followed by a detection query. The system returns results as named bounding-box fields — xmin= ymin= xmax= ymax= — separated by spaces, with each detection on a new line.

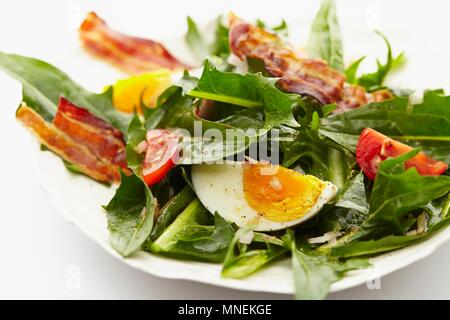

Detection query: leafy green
xmin=62 ymin=161 xmax=84 ymax=175
xmin=363 ymin=150 xmax=450 ymax=233
xmin=272 ymin=20 xmax=288 ymax=33
xmin=331 ymin=234 xmax=421 ymax=258
xmin=188 ymin=61 xmax=299 ymax=129
xmin=322 ymin=151 xmax=450 ymax=255
xmin=282 ymin=114 xmax=351 ymax=187
xmin=256 ymin=19 xmax=288 ymax=37
xmin=104 ymin=171 xmax=156 ymax=257
xmin=146 ymin=83 xmax=246 ymax=135
xmin=345 ymin=56 xmax=366 ymax=84
xmin=126 ymin=115 xmax=147 ymax=174
xmin=330 ymin=195 xmax=450 ymax=257
xmin=139 ymin=86 xmax=253 ymax=165
xmin=281 ymin=130 xmax=329 ymax=177
xmin=185 ymin=16 xmax=230 ymax=61
xmin=283 ymin=230 xmax=369 ymax=300
xmin=291 ymin=249 xmax=368 ymax=300
xmin=335 ymin=172 xmax=369 ymax=214
xmin=327 ymin=148 xmax=348 ymax=190
xmin=357 ymin=32 xmax=405 ymax=90
xmin=222 ymin=229 xmax=287 ymax=279
xmin=0 ymin=52 xmax=131 ymax=132
xmin=319 ymin=129 xmax=359 ymax=152
xmin=307 ymin=0 xmax=344 ymax=71
xmin=149 ymin=87 xmax=197 ymax=131
xmin=314 ymin=172 xmax=369 ymax=234
xmin=185 ymin=16 xmax=210 ymax=61
xmin=218 ymin=107 xmax=265 ymax=130
xmin=321 ymin=90 xmax=450 ymax=161
xmin=147 ymin=166 xmax=187 ymax=208
xmin=148 ymin=185 xmax=196 ymax=242
xmin=147 ymin=199 xmax=234 ymax=262
xmin=192 ymin=213 xmax=235 ymax=253
xmin=211 ymin=16 xmax=230 ymax=57
xmin=316 ymin=206 xmax=368 ymax=235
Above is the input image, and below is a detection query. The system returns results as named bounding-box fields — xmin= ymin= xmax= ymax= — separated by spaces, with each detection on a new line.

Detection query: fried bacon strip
xmin=79 ymin=12 xmax=189 ymax=74
xmin=54 ymin=97 xmax=127 ymax=168
xmin=228 ymin=14 xmax=392 ymax=113
xmin=17 ymin=99 xmax=128 ymax=183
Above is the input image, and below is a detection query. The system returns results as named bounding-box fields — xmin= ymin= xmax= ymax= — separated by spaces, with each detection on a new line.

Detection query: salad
xmin=1 ymin=0 xmax=449 ymax=299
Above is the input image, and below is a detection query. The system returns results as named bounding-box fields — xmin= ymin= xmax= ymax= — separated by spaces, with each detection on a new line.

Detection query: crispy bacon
xmin=79 ymin=12 xmax=189 ymax=74
xmin=17 ymin=99 xmax=129 ymax=183
xmin=54 ymin=97 xmax=127 ymax=168
xmin=228 ymin=14 xmax=392 ymax=113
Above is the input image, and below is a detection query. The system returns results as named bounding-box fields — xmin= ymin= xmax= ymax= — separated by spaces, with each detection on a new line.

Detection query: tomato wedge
xmin=356 ymin=128 xmax=448 ymax=180
xmin=142 ymin=129 xmax=180 ymax=186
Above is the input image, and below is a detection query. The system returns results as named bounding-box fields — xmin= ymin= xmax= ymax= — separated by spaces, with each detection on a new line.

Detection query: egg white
xmin=191 ymin=163 xmax=338 ymax=232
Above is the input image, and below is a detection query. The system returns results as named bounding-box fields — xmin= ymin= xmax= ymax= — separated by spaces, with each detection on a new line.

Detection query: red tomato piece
xmin=142 ymin=129 xmax=180 ymax=186
xmin=356 ymin=128 xmax=448 ymax=180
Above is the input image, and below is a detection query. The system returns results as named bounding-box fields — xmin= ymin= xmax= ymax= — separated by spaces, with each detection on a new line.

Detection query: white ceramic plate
xmin=28 ymin=17 xmax=450 ymax=295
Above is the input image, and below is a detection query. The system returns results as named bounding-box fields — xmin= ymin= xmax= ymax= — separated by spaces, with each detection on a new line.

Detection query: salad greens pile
xmin=1 ymin=0 xmax=449 ymax=299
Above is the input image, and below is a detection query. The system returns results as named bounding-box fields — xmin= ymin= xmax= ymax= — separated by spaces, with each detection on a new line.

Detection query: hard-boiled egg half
xmin=191 ymin=162 xmax=338 ymax=231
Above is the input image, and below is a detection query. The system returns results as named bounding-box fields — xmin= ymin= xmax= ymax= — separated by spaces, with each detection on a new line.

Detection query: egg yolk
xmin=243 ymin=163 xmax=326 ymax=222
xmin=111 ymin=69 xmax=172 ymax=113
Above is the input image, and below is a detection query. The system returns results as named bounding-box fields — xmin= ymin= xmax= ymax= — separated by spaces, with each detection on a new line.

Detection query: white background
xmin=0 ymin=0 xmax=449 ymax=299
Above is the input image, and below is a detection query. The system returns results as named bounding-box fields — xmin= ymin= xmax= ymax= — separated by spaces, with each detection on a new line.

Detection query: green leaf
xmin=307 ymin=0 xmax=344 ymax=72
xmin=218 ymin=108 xmax=265 ymax=130
xmin=193 ymin=213 xmax=235 ymax=253
xmin=363 ymin=150 xmax=450 ymax=233
xmin=319 ymin=129 xmax=359 ymax=152
xmin=104 ymin=117 xmax=167 ymax=257
xmin=281 ymin=127 xmax=351 ymax=186
xmin=188 ymin=61 xmax=299 ymax=129
xmin=147 ymin=185 xmax=196 ymax=242
xmin=328 ymin=194 xmax=450 ymax=257
xmin=253 ymin=232 xmax=287 ymax=247
xmin=211 ymin=16 xmax=230 ymax=57
xmin=316 ymin=206 xmax=369 ymax=235
xmin=256 ymin=19 xmax=289 ymax=37
xmin=357 ymin=31 xmax=405 ymax=90
xmin=146 ymin=77 xmax=293 ymax=164
xmin=144 ymin=85 xmax=254 ymax=164
xmin=185 ymin=16 xmax=230 ymax=61
xmin=327 ymin=148 xmax=348 ymax=190
xmin=104 ymin=171 xmax=156 ymax=257
xmin=185 ymin=16 xmax=210 ymax=60
xmin=146 ymin=84 xmax=240 ymax=135
xmin=332 ymin=211 xmax=450 ymax=258
xmin=335 ymin=172 xmax=369 ymax=214
xmin=222 ymin=229 xmax=287 ymax=279
xmin=281 ymin=131 xmax=329 ymax=177
xmin=291 ymin=250 xmax=338 ymax=300
xmin=321 ymin=90 xmax=450 ymax=161
xmin=345 ymin=56 xmax=365 ymax=84
xmin=272 ymin=19 xmax=288 ymax=33
xmin=330 ymin=234 xmax=422 ymax=258
xmin=148 ymin=199 xmax=233 ymax=262
xmin=283 ymin=230 xmax=369 ymax=300
xmin=146 ymin=86 xmax=195 ymax=130
xmin=0 ymin=52 xmax=131 ymax=133
xmin=126 ymin=115 xmax=147 ymax=174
